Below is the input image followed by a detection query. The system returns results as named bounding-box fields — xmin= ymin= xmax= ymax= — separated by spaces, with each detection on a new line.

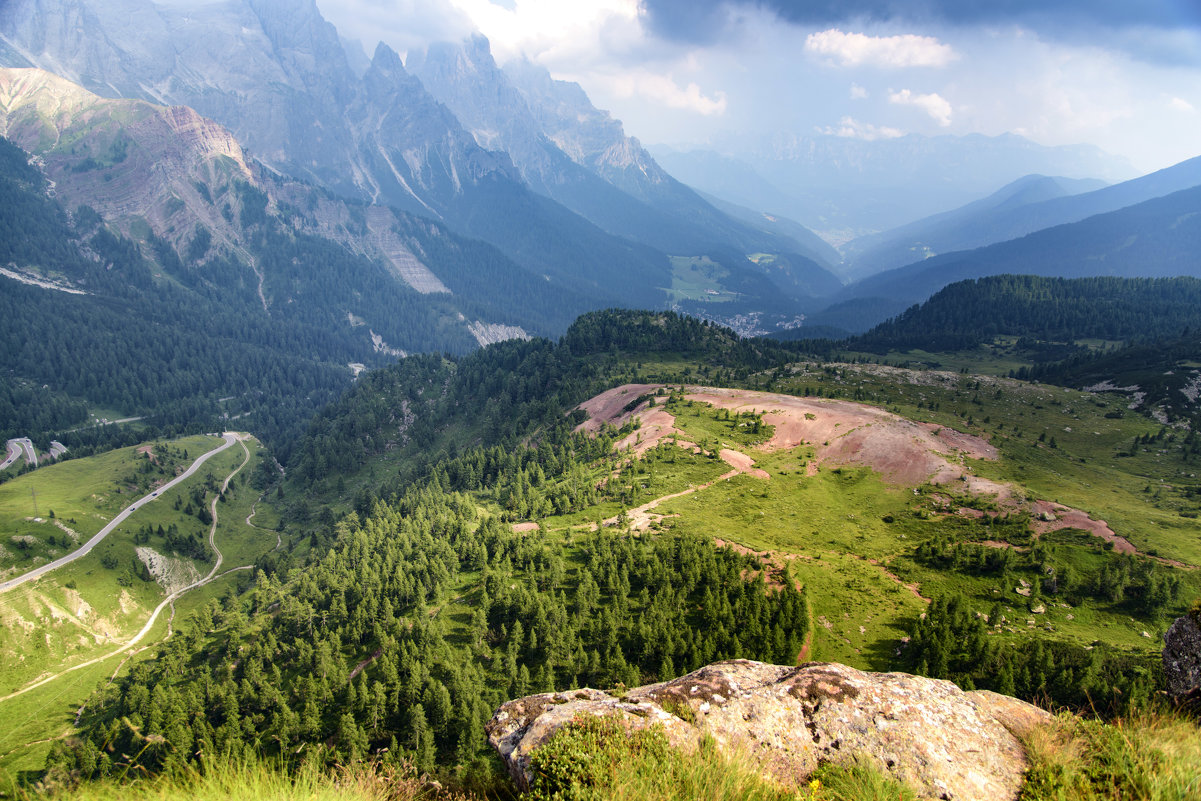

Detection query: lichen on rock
xmin=1163 ymin=608 xmax=1201 ymax=707
xmin=487 ymin=659 xmax=1051 ymax=800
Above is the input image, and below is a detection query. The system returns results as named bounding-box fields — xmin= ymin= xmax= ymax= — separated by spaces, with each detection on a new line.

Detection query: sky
xmin=317 ymin=0 xmax=1201 ymax=173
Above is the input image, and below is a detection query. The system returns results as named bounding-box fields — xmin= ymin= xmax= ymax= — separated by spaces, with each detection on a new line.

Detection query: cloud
xmin=850 ymin=83 xmax=868 ymax=99
xmin=819 ymin=116 xmax=903 ymax=140
xmin=604 ymin=70 xmax=728 ymax=115
xmin=1169 ymin=96 xmax=1196 ymax=112
xmin=804 ymin=29 xmax=957 ymax=68
xmin=315 ymin=0 xmax=476 ymax=56
xmin=639 ymin=0 xmax=1201 ymax=42
xmin=889 ymin=88 xmax=953 ymax=125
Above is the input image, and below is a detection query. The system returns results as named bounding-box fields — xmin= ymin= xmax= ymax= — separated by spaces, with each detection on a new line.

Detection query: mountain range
xmin=0 ymin=0 xmax=851 ymax=328
xmin=651 ymin=133 xmax=1134 ymax=242
xmin=2 ymin=0 xmax=1200 ymax=348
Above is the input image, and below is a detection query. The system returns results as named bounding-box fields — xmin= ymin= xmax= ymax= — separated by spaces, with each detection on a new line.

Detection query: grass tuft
xmin=13 ymin=758 xmax=469 ymax=801
xmin=1019 ymin=709 xmax=1201 ymax=801
xmin=525 ymin=715 xmax=915 ymax=801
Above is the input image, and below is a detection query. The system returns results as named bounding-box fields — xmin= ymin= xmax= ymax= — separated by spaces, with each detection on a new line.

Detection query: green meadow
xmin=0 ymin=435 xmax=279 ymax=779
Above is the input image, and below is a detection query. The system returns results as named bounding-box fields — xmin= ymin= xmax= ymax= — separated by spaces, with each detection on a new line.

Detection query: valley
xmin=0 ymin=1 xmax=1199 ymax=799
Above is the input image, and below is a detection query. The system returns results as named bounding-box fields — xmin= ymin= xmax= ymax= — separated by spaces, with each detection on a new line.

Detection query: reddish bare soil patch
xmin=1030 ymin=501 xmax=1134 ymax=554
xmin=614 ymin=408 xmax=684 ymax=456
xmin=575 ymin=385 xmax=1177 ymax=566
xmin=511 ymin=522 xmax=540 ymax=533
xmin=718 ymin=448 xmax=770 ymax=479
xmin=576 ymin=384 xmax=664 ymax=433
xmin=136 ymin=445 xmax=158 ymax=464
xmin=680 ymin=386 xmax=997 ymax=486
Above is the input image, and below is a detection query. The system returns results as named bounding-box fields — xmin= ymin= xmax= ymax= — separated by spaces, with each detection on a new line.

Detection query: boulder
xmin=1163 ymin=609 xmax=1201 ymax=705
xmin=487 ymin=660 xmax=1050 ymax=800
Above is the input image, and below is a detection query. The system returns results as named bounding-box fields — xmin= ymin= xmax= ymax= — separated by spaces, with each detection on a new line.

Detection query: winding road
xmin=0 ymin=435 xmax=254 ymax=703
xmin=0 ymin=432 xmax=239 ymax=594
xmin=0 ymin=440 xmax=20 ymax=471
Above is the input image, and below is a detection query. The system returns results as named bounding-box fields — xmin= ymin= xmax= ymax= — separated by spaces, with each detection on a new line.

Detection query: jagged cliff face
xmin=406 ymin=34 xmax=587 ymax=197
xmin=502 ymin=56 xmax=683 ymax=203
xmin=0 ymin=67 xmax=254 ymax=257
xmin=348 ymin=41 xmax=518 ymax=215
xmin=0 ymin=0 xmax=520 ymax=218
xmin=0 ymin=66 xmax=480 ymax=304
xmin=505 ymin=57 xmax=674 ymax=198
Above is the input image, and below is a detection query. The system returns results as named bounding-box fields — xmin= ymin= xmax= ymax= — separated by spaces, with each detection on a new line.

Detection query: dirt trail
xmin=603 ymin=467 xmax=740 ymax=531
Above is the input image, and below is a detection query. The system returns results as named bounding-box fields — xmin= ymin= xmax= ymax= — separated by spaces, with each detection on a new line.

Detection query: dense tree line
xmin=51 ymin=474 xmax=808 ymax=778
xmin=914 ymin=535 xmax=1183 ymax=620
xmin=853 ymin=275 xmax=1201 ymax=354
xmin=905 ymin=594 xmax=1160 ymax=714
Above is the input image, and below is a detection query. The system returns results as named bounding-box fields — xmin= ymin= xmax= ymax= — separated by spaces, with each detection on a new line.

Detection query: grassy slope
xmin=495 ymin=370 xmax=1198 ymax=675
xmin=0 ymin=436 xmax=281 ymax=780
xmin=4 ymin=340 xmax=1197 ymax=793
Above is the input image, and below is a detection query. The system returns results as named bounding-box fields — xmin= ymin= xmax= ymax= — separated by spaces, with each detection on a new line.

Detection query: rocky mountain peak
xmin=367 ymin=40 xmax=407 ymax=83
xmin=502 ymin=55 xmax=672 ymax=199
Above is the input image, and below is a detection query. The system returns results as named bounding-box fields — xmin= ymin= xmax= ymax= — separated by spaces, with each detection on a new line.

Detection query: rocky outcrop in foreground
xmin=487 ymin=660 xmax=1050 ymax=801
xmin=1163 ymin=609 xmax=1201 ymax=706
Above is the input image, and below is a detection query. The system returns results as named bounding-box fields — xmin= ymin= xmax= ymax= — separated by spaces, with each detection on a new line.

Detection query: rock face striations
xmin=488 ymin=660 xmax=1050 ymax=801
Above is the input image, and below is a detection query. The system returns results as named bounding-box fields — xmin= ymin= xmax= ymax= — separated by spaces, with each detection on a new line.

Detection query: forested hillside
xmin=2 ymin=309 xmax=1193 ymax=798
xmin=0 ymin=134 xmax=471 ymax=453
xmin=851 ymin=275 xmax=1201 ymax=353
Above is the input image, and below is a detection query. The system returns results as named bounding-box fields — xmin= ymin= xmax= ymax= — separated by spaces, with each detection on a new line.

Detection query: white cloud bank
xmin=889 ymin=89 xmax=953 ymax=126
xmin=605 ymin=70 xmax=728 ymax=115
xmin=804 ymin=29 xmax=957 ymax=68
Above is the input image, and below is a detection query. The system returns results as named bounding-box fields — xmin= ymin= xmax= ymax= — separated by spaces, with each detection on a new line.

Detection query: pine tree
xmin=409 ymin=704 xmax=435 ymax=773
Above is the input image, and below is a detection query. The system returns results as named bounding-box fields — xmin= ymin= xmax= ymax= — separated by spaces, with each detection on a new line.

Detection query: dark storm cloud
xmin=640 ymin=0 xmax=1201 ymax=43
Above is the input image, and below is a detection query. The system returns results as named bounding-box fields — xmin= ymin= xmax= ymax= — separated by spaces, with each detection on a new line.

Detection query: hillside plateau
xmin=0 ymin=310 xmax=1195 ymax=800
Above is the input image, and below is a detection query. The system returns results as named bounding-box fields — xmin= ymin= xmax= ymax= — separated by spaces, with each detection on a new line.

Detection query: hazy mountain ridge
xmin=652 ymin=133 xmax=1135 ymax=241
xmin=841 ymin=157 xmax=1201 ymax=281
xmin=822 ymin=183 xmax=1201 ymax=331
xmin=839 ymin=174 xmax=1110 ymax=280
